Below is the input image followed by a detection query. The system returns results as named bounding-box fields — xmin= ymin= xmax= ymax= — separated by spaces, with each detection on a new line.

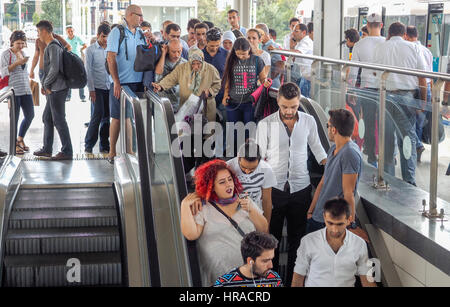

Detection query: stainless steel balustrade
xmin=271 ymin=49 xmax=450 ymax=219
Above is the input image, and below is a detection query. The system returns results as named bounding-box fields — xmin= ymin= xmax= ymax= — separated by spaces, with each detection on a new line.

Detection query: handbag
xmin=134 ymin=42 xmax=163 ymax=72
xmin=207 ymin=200 xmax=246 ymax=237
xmin=0 ymin=51 xmax=12 ymax=90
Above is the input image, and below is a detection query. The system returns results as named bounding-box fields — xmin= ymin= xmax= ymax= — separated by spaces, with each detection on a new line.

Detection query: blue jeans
xmin=85 ymin=89 xmax=110 ymax=152
xmin=43 ymin=88 xmax=72 ymax=156
xmin=415 ymin=84 xmax=431 ymax=149
xmin=299 ymin=78 xmax=311 ymax=98
xmin=306 ymin=218 xmax=326 ymax=235
xmin=385 ymin=91 xmax=418 ymax=185
xmin=14 ymin=94 xmax=35 ymax=138
xmin=67 ymin=87 xmax=86 ymax=100
xmin=226 ymin=101 xmax=254 ymax=154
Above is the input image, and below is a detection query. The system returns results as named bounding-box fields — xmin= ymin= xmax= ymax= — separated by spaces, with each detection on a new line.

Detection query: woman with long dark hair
xmin=180 ymin=159 xmax=268 ymax=286
xmin=0 ymin=30 xmax=35 ymax=155
xmin=222 ymin=37 xmax=270 ymax=127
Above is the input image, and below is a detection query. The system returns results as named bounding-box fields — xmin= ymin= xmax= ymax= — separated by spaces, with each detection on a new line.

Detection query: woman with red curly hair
xmin=181 ymin=159 xmax=268 ymax=286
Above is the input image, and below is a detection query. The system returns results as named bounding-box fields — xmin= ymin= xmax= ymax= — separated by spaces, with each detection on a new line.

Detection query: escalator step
xmin=4 ymin=252 xmax=122 ymax=287
xmin=6 ymin=227 xmax=120 ymax=255
xmin=14 ymin=188 xmax=116 ymax=211
xmin=8 ymin=209 xmax=118 ymax=229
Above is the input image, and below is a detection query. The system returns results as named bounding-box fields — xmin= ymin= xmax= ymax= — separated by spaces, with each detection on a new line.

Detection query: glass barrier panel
xmin=149 ymin=98 xmax=191 ymax=286
xmin=124 ymin=97 xmax=140 ymax=182
xmin=439 ymin=88 xmax=450 ymax=203
xmin=0 ymin=94 xmax=12 ymax=165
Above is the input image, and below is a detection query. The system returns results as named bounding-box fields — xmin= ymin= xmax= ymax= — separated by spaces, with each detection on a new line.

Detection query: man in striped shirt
xmin=227 ymin=140 xmax=277 ymax=224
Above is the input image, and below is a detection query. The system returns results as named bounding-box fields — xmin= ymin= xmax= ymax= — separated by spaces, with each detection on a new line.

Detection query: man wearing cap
xmin=349 ymin=13 xmax=385 ymax=168
xmin=373 ymin=22 xmax=427 ymax=186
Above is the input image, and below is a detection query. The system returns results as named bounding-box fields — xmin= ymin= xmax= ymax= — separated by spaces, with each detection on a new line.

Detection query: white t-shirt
xmin=227 ymin=158 xmax=277 ymax=211
xmin=259 ymin=50 xmax=271 ymax=67
xmin=294 ymin=228 xmax=369 ymax=287
xmin=293 ymin=36 xmax=314 ymax=80
xmin=350 ymin=36 xmax=386 ymax=88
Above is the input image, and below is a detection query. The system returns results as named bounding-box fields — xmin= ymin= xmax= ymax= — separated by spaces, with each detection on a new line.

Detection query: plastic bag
xmin=175 ymin=94 xmax=204 ymax=136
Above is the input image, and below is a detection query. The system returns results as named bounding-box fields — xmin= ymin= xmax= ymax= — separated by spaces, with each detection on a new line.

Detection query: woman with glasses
xmin=0 ymin=30 xmax=35 ymax=155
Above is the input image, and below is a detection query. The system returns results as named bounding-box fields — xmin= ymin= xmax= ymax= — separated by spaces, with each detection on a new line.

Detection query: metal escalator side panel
xmin=145 ymin=90 xmax=200 ymax=287
xmin=0 ymin=156 xmax=22 ymax=286
xmin=300 ymin=97 xmax=331 ymax=152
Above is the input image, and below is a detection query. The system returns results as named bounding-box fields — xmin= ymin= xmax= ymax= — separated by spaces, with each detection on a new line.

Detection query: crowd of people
xmin=0 ymin=4 xmax=449 ymax=287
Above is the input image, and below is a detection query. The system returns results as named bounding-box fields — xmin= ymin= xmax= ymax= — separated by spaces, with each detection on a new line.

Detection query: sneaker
xmin=33 ymin=148 xmax=52 ymax=158
xmin=51 ymin=152 xmax=73 ymax=161
xmin=100 ymin=149 xmax=110 ymax=154
xmin=85 ymin=148 xmax=93 ymax=154
xmin=84 ymin=122 xmax=90 ymax=128
xmin=417 ymin=146 xmax=425 ymax=163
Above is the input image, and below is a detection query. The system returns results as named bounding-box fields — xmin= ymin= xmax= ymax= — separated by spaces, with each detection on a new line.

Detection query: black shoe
xmin=0 ymin=150 xmax=7 ymax=157
xmin=33 ymin=148 xmax=52 ymax=158
xmin=85 ymin=148 xmax=93 ymax=154
xmin=107 ymin=157 xmax=114 ymax=164
xmin=417 ymin=146 xmax=425 ymax=163
xmin=81 ymin=98 xmax=86 ymax=102
xmin=84 ymin=122 xmax=90 ymax=128
xmin=51 ymin=152 xmax=73 ymax=161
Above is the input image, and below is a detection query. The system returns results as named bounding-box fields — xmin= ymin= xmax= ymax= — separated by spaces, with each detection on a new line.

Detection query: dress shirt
xmin=350 ymin=36 xmax=386 ymax=88
xmin=373 ymin=36 xmax=427 ymax=91
xmin=85 ymin=42 xmax=110 ymax=91
xmin=293 ymin=36 xmax=314 ymax=80
xmin=256 ymin=111 xmax=327 ymax=193
xmin=414 ymin=40 xmax=433 ymax=84
xmin=294 ymin=228 xmax=369 ymax=287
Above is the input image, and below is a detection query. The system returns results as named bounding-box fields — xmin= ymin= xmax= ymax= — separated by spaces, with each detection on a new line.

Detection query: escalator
xmin=3 ymin=186 xmax=123 ymax=287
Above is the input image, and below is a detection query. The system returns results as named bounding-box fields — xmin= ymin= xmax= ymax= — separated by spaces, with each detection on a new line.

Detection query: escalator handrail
xmin=145 ymin=90 xmax=202 ymax=287
xmin=120 ymin=86 xmax=161 ymax=286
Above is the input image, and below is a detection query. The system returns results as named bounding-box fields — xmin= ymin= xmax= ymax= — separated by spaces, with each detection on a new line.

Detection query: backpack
xmin=105 ymin=25 xmax=145 ymax=75
xmin=50 ymin=40 xmax=87 ymax=89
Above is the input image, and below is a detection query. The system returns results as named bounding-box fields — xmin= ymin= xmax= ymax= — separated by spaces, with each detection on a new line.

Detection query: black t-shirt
xmin=229 ymin=54 xmax=265 ymax=103
xmin=213 ymin=268 xmax=283 ymax=287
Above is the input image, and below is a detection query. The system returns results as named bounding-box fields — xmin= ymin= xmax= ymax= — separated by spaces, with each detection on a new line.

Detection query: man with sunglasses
xmin=227 ymin=140 xmax=277 ymax=224
xmin=106 ymin=4 xmax=146 ymax=163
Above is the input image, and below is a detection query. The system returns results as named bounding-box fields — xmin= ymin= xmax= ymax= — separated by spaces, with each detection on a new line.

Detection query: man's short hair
xmin=255 ymin=23 xmax=269 ymax=35
xmin=238 ymin=140 xmax=261 ymax=162
xmin=307 ymin=22 xmax=314 ymax=34
xmin=328 ymin=109 xmax=355 ymax=137
xmin=344 ymin=28 xmax=360 ymax=43
xmin=187 ymin=18 xmax=201 ymax=30
xmin=36 ymin=20 xmax=53 ymax=33
xmin=388 ymin=22 xmax=406 ymax=37
xmin=194 ymin=22 xmax=209 ymax=32
xmin=206 ymin=28 xmax=222 ymax=42
xmin=323 ymin=197 xmax=351 ymax=219
xmin=165 ymin=23 xmax=181 ymax=35
xmin=297 ymin=23 xmax=308 ymax=33
xmin=204 ymin=21 xmax=215 ymax=30
xmin=278 ymin=82 xmax=300 ymax=100
xmin=97 ymin=23 xmax=111 ymax=36
xmin=289 ymin=17 xmax=300 ymax=26
xmin=241 ymin=231 xmax=278 ymax=263
xmin=406 ymin=25 xmax=418 ymax=38
xmin=228 ymin=9 xmax=239 ymax=16
xmin=141 ymin=21 xmax=151 ymax=29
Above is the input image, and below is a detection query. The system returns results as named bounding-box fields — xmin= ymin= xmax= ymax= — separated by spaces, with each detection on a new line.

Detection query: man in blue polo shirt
xmin=227 ymin=9 xmax=247 ymax=37
xmin=106 ymin=4 xmax=146 ymax=163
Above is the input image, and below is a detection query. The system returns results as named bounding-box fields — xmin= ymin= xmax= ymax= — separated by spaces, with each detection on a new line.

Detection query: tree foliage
xmin=256 ymin=0 xmax=299 ymax=42
xmin=41 ymin=0 xmax=62 ymax=30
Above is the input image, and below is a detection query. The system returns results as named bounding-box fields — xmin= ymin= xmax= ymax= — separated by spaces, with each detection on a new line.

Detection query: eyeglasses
xmin=132 ymin=12 xmax=143 ymax=17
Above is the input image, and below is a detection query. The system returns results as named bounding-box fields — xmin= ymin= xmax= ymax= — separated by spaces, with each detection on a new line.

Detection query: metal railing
xmin=271 ymin=49 xmax=450 ymax=219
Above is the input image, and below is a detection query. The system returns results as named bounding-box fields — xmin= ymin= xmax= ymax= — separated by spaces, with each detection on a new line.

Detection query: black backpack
xmin=50 ymin=40 xmax=87 ymax=89
xmin=134 ymin=41 xmax=163 ymax=72
xmin=105 ymin=25 xmax=145 ymax=75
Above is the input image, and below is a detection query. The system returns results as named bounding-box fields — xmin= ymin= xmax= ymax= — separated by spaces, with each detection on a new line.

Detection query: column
xmin=313 ymin=0 xmax=343 ymax=59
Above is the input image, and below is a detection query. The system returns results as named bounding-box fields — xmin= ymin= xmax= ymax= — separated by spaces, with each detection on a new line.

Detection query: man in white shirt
xmin=227 ymin=140 xmax=277 ymax=224
xmin=283 ymin=17 xmax=300 ymax=50
xmin=405 ymin=25 xmax=433 ymax=163
xmin=290 ymin=23 xmax=314 ymax=98
xmin=256 ymin=82 xmax=327 ymax=287
xmin=373 ymin=22 xmax=427 ymax=186
xmin=292 ymin=198 xmax=377 ymax=287
xmin=350 ymin=13 xmax=385 ymax=168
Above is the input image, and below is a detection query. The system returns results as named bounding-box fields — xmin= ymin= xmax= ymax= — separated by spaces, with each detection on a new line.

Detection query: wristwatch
xmin=348 ymin=221 xmax=357 ymax=229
